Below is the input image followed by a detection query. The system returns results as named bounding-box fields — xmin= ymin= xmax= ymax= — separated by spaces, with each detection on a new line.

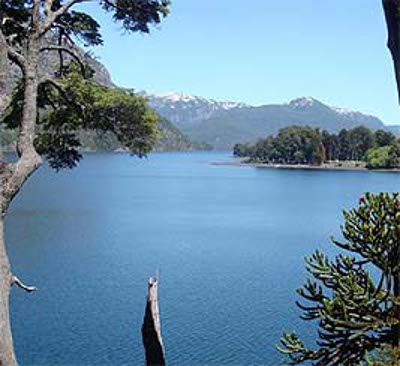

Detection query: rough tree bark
xmin=383 ymin=0 xmax=400 ymax=103
xmin=0 ymin=9 xmax=42 ymax=365
xmin=0 ymin=17 xmax=18 ymax=366
xmin=0 ymin=218 xmax=16 ymax=366
xmin=383 ymin=0 xmax=400 ymax=348
xmin=142 ymin=278 xmax=165 ymax=366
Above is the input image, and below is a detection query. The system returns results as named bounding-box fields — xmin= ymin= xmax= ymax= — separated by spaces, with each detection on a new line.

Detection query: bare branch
xmin=11 ymin=276 xmax=38 ymax=292
xmin=32 ymin=0 xmax=41 ymax=28
xmin=40 ymin=0 xmax=91 ymax=36
xmin=40 ymin=46 xmax=86 ymax=76
xmin=7 ymin=46 xmax=26 ymax=73
xmin=44 ymin=0 xmax=55 ymax=16
xmin=39 ymin=76 xmax=73 ymax=104
xmin=0 ymin=31 xmax=10 ymax=113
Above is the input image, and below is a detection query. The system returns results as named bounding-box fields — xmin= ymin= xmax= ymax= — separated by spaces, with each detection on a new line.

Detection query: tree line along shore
xmin=233 ymin=125 xmax=400 ymax=170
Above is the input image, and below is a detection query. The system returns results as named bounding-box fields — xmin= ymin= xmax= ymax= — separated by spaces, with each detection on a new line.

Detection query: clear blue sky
xmin=82 ymin=0 xmax=399 ymax=125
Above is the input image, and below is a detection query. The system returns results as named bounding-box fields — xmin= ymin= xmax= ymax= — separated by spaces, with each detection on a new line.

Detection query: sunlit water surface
xmin=6 ymin=151 xmax=400 ymax=365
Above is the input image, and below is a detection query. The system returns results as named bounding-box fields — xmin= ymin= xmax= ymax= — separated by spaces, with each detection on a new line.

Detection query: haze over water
xmin=6 ymin=152 xmax=400 ymax=365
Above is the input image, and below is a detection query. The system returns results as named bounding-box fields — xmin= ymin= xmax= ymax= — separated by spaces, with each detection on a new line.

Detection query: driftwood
xmin=142 ymin=277 xmax=165 ymax=366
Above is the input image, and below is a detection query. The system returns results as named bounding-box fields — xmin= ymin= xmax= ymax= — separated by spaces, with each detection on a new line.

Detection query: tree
xmin=277 ymin=2 xmax=400 ymax=365
xmin=348 ymin=126 xmax=374 ymax=161
xmin=365 ymin=145 xmax=400 ymax=169
xmin=374 ymin=129 xmax=396 ymax=148
xmin=278 ymin=193 xmax=400 ymax=365
xmin=337 ymin=128 xmax=351 ymax=161
xmin=321 ymin=130 xmax=339 ymax=161
xmin=0 ymin=1 xmax=169 ymax=365
xmin=368 ymin=345 xmax=400 ymax=365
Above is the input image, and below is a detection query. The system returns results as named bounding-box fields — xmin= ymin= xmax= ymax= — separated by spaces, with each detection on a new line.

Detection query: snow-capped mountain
xmin=144 ymin=91 xmax=247 ymax=128
xmin=289 ymin=97 xmax=379 ymax=121
xmin=141 ymin=91 xmax=397 ymax=149
xmin=176 ymin=96 xmax=392 ymax=149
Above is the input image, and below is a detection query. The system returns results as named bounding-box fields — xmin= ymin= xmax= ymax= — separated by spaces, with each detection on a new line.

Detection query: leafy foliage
xmin=234 ymin=126 xmax=399 ymax=169
xmin=2 ymin=66 xmax=159 ymax=170
xmin=1 ymin=0 xmax=171 ymax=170
xmin=367 ymin=345 xmax=400 ymax=366
xmin=365 ymin=144 xmax=400 ymax=169
xmin=234 ymin=126 xmax=324 ymax=165
xmin=278 ymin=193 xmax=400 ymax=365
xmin=101 ymin=0 xmax=170 ymax=33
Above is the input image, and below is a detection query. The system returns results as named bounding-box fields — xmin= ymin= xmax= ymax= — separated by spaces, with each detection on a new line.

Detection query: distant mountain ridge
xmin=6 ymin=49 xmax=205 ymax=152
xmin=7 ymin=48 xmax=399 ymax=151
xmin=143 ymin=91 xmax=247 ymax=128
xmin=145 ymin=93 xmax=399 ymax=149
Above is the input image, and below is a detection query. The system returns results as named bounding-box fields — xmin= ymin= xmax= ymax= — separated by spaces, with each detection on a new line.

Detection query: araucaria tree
xmin=278 ymin=193 xmax=400 ymax=365
xmin=0 ymin=0 xmax=169 ymax=365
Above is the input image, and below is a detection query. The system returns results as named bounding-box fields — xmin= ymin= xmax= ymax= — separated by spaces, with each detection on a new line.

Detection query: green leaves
xmin=365 ymin=145 xmax=400 ymax=169
xmin=278 ymin=193 xmax=400 ymax=365
xmin=1 ymin=66 xmax=159 ymax=170
xmin=101 ymin=0 xmax=170 ymax=33
xmin=234 ymin=126 xmax=399 ymax=168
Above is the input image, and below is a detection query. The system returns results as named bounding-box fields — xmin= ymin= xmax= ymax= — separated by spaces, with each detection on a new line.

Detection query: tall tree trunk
xmin=0 ymin=34 xmax=41 ymax=365
xmin=383 ymin=0 xmax=400 ymax=103
xmin=0 ymin=29 xmax=17 ymax=363
xmin=0 ymin=217 xmax=17 ymax=366
xmin=383 ymin=0 xmax=400 ymax=347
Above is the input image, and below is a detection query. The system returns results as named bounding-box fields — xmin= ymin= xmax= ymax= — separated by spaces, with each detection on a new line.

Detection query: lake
xmin=5 ymin=151 xmax=400 ymax=365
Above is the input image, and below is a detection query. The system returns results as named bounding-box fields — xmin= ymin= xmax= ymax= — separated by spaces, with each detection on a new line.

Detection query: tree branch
xmin=7 ymin=46 xmax=26 ymax=73
xmin=32 ymin=0 xmax=41 ymax=28
xmin=11 ymin=276 xmax=38 ymax=292
xmin=39 ymin=76 xmax=73 ymax=104
xmin=40 ymin=0 xmax=91 ymax=36
xmin=1 ymin=152 xmax=42 ymax=215
xmin=44 ymin=0 xmax=55 ymax=17
xmin=0 ymin=30 xmax=10 ymax=113
xmin=40 ymin=46 xmax=86 ymax=76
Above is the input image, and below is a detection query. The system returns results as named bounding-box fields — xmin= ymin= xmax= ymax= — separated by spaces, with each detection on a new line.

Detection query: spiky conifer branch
xmin=278 ymin=193 xmax=400 ymax=365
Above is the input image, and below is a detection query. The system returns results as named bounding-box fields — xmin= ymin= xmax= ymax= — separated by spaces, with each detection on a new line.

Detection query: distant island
xmin=232 ymin=125 xmax=400 ymax=171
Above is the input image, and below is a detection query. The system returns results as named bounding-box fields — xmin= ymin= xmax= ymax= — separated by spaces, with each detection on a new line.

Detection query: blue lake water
xmin=5 ymin=151 xmax=400 ymax=365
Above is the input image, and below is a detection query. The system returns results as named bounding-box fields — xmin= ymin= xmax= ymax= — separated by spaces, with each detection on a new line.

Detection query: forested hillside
xmin=234 ymin=125 xmax=400 ymax=169
xmin=2 ymin=42 xmax=206 ymax=153
xmin=182 ymin=97 xmax=393 ymax=149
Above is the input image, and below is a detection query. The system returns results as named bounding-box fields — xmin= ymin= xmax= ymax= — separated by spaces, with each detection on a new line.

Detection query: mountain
xmin=152 ymin=118 xmax=211 ymax=151
xmin=146 ymin=94 xmax=397 ymax=149
xmin=74 ymin=117 xmax=210 ymax=152
xmin=7 ymin=47 xmax=399 ymax=151
xmin=5 ymin=47 xmax=205 ymax=152
xmin=145 ymin=92 xmax=247 ymax=128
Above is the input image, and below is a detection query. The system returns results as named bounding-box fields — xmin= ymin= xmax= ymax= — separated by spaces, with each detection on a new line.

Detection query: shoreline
xmin=212 ymin=160 xmax=400 ymax=173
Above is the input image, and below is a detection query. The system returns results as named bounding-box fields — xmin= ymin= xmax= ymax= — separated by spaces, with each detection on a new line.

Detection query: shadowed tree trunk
xmin=0 ymin=21 xmax=18 ymax=366
xmin=0 ymin=25 xmax=42 ymax=365
xmin=383 ymin=0 xmax=400 ymax=348
xmin=383 ymin=0 xmax=400 ymax=103
xmin=142 ymin=278 xmax=165 ymax=366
